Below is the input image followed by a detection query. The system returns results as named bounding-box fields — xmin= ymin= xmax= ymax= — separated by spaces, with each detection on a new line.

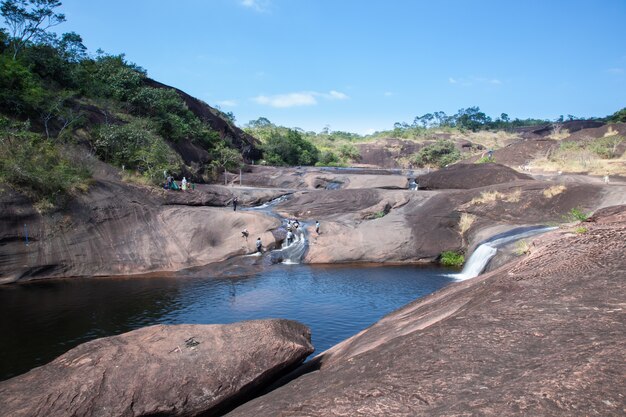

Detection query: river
xmin=0 ymin=264 xmax=454 ymax=381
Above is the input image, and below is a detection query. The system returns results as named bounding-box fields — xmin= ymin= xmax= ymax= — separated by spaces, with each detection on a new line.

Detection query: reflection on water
xmin=0 ymin=264 xmax=454 ymax=381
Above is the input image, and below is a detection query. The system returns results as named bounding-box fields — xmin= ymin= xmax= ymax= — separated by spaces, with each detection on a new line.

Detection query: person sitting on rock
xmin=241 ymin=229 xmax=249 ymax=239
xmin=256 ymin=237 xmax=263 ymax=253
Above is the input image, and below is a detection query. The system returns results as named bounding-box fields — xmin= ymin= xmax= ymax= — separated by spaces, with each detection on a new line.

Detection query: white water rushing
xmin=451 ymin=226 xmax=557 ymax=281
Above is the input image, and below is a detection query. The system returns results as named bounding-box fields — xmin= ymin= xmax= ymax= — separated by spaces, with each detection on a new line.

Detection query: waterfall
xmin=450 ymin=226 xmax=557 ymax=281
xmin=270 ymin=225 xmax=308 ymax=264
xmin=243 ymin=195 xmax=309 ymax=264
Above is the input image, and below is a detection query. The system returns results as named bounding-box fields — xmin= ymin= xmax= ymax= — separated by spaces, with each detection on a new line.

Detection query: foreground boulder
xmin=227 ymin=206 xmax=626 ymax=416
xmin=0 ymin=319 xmax=313 ymax=417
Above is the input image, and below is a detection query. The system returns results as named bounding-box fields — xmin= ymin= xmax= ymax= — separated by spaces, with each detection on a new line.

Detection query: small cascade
xmin=451 ymin=226 xmax=557 ymax=281
xmin=454 ymin=244 xmax=497 ymax=280
xmin=246 ymin=194 xmax=290 ymax=212
xmin=271 ymin=226 xmax=308 ymax=264
xmin=244 ymin=196 xmax=309 ymax=264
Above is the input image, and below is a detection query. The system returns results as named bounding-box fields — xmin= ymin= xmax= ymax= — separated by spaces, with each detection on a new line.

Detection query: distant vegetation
xmin=412 ymin=140 xmax=461 ymax=168
xmin=1 ymin=0 xmax=624 ymax=206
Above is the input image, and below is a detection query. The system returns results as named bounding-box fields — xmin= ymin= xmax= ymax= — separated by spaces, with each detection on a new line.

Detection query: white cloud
xmin=327 ymin=90 xmax=349 ymax=100
xmin=253 ymin=90 xmax=350 ymax=108
xmin=240 ymin=0 xmax=269 ymax=12
xmin=449 ymin=76 xmax=502 ymax=86
xmin=217 ymin=100 xmax=237 ymax=107
xmin=254 ymin=93 xmax=317 ymax=108
xmin=384 ymin=91 xmax=393 ymax=97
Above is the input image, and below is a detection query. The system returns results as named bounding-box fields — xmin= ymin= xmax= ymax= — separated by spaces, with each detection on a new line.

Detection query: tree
xmin=263 ymin=129 xmax=319 ymax=166
xmin=246 ymin=117 xmax=272 ymax=128
xmin=454 ymin=106 xmax=491 ymax=132
xmin=607 ymin=107 xmax=626 ymax=123
xmin=1 ymin=0 xmax=65 ymax=59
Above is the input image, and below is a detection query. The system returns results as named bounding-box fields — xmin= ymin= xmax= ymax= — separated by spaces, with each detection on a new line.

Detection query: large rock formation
xmin=0 ymin=319 xmax=313 ymax=417
xmin=0 ymin=179 xmax=285 ymax=283
xmin=226 ymin=205 xmax=626 ymax=416
xmin=417 ymin=163 xmax=532 ymax=190
xmin=1 ymin=163 xmax=623 ymax=282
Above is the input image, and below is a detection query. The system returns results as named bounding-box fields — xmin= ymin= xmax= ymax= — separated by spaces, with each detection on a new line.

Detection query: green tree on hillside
xmin=607 ymin=107 xmax=626 ymax=123
xmin=263 ymin=129 xmax=319 ymax=166
xmin=1 ymin=0 xmax=65 ymax=59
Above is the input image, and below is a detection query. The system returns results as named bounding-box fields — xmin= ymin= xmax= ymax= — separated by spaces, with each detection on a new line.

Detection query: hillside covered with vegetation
xmin=1 ymin=0 xmax=624 ymax=209
xmin=0 ymin=0 xmax=254 ymax=209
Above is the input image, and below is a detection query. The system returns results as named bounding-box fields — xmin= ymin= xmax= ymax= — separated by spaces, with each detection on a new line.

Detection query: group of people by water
xmin=164 ymin=173 xmax=194 ymax=191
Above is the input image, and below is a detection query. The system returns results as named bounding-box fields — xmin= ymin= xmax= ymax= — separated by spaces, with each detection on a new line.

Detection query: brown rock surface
xmin=227 ymin=205 xmax=626 ymax=417
xmin=0 ymin=180 xmax=281 ymax=283
xmin=0 ymin=319 xmax=313 ymax=417
xmin=417 ymin=163 xmax=532 ymax=189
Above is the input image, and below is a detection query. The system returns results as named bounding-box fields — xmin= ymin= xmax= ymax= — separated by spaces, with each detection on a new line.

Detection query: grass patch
xmin=515 ymin=239 xmax=531 ymax=256
xmin=439 ymin=251 xmax=464 ymax=267
xmin=459 ymin=213 xmax=476 ymax=235
xmin=574 ymin=226 xmax=588 ymax=234
xmin=532 ymin=136 xmax=626 ymax=176
xmin=543 ymin=184 xmax=566 ymax=198
xmin=469 ymin=189 xmax=521 ymax=205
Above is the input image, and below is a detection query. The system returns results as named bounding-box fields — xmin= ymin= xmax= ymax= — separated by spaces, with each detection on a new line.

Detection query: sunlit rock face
xmin=226 ymin=205 xmax=626 ymax=417
xmin=0 ymin=319 xmax=313 ymax=417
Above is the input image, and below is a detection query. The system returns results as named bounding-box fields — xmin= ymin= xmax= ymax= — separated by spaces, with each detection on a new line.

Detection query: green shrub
xmin=412 ymin=140 xmax=461 ymax=168
xmin=588 ymin=136 xmax=624 ymax=159
xmin=93 ymin=120 xmax=181 ymax=182
xmin=574 ymin=226 xmax=588 ymax=234
xmin=318 ymin=150 xmax=340 ymax=166
xmin=440 ymin=251 xmax=464 ymax=267
xmin=338 ymin=143 xmax=360 ymax=161
xmin=373 ymin=210 xmax=386 ymax=219
xmin=565 ymin=207 xmax=590 ymax=222
xmin=475 ymin=155 xmax=495 ymax=164
xmin=0 ymin=117 xmax=91 ymax=202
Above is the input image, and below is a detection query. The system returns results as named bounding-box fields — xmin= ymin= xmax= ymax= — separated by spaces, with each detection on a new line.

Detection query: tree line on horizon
xmin=1 ymin=0 xmax=624 ymax=202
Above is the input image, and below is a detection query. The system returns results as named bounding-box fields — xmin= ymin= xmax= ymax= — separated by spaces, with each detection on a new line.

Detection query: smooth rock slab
xmin=0 ymin=319 xmax=313 ymax=417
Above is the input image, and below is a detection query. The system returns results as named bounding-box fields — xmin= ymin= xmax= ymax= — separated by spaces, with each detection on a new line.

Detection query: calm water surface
xmin=0 ymin=264 xmax=454 ymax=381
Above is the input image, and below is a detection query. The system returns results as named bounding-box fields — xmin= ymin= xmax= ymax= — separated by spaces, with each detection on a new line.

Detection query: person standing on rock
xmin=315 ymin=221 xmax=320 ymax=234
xmin=256 ymin=237 xmax=262 ymax=253
xmin=233 ymin=197 xmax=239 ymax=211
xmin=286 ymin=230 xmax=294 ymax=245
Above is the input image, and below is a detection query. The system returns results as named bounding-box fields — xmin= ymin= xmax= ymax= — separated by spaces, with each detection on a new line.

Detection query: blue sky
xmin=53 ymin=0 xmax=625 ymax=134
